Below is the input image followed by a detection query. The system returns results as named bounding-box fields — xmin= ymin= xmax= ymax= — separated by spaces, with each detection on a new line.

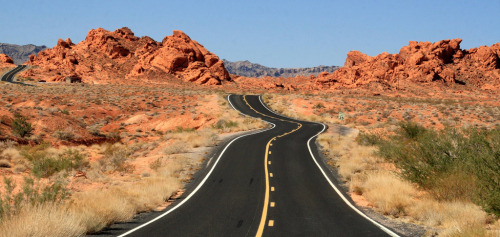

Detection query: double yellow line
xmin=243 ymin=96 xmax=302 ymax=236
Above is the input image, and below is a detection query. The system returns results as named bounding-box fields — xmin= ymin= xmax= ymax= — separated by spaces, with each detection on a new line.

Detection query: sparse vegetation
xmin=0 ymin=86 xmax=268 ymax=236
xmin=0 ymin=176 xmax=68 ymax=222
xmin=11 ymin=113 xmax=33 ymax=138
xmin=20 ymin=145 xmax=88 ymax=178
xmin=377 ymin=122 xmax=500 ymax=216
xmin=318 ymin=129 xmax=496 ymax=235
xmin=98 ymin=143 xmax=133 ymax=173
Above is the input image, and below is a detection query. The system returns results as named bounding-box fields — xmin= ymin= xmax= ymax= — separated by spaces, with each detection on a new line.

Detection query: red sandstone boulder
xmin=315 ymin=39 xmax=499 ymax=90
xmin=0 ymin=54 xmax=14 ymax=64
xmin=21 ymin=27 xmax=230 ymax=85
xmin=0 ymin=54 xmax=15 ymax=69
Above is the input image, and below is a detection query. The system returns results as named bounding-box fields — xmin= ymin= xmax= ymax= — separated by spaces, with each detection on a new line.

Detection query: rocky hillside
xmin=21 ymin=27 xmax=230 ymax=85
xmin=316 ymin=39 xmax=500 ymax=90
xmin=0 ymin=43 xmax=47 ymax=65
xmin=0 ymin=54 xmax=15 ymax=69
xmin=223 ymin=59 xmax=339 ymax=78
xmin=235 ymin=39 xmax=500 ymax=92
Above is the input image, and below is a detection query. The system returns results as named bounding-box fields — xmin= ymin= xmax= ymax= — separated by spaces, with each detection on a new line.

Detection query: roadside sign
xmin=338 ymin=112 xmax=345 ymax=121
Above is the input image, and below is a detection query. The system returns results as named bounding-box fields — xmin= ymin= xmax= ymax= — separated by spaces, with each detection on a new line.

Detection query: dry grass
xmin=360 ymin=171 xmax=417 ymax=216
xmin=0 ymin=165 xmax=182 ymax=236
xmin=216 ymin=95 xmax=268 ymax=132
xmin=317 ymin=129 xmax=497 ymax=236
xmin=263 ymin=93 xmax=338 ymax=124
xmin=69 ymin=168 xmax=181 ymax=233
xmin=0 ymin=203 xmax=86 ymax=237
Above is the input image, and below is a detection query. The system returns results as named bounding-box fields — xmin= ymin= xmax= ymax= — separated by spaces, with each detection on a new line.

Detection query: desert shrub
xmin=0 ymin=176 xmax=68 ymax=221
xmin=57 ymin=149 xmax=88 ymax=171
xmin=164 ymin=141 xmax=188 ymax=155
xmin=212 ymin=119 xmax=238 ymax=130
xmin=106 ymin=130 xmax=122 ymax=142
xmin=313 ymin=102 xmax=325 ymax=109
xmin=149 ymin=157 xmax=162 ymax=170
xmin=21 ymin=145 xmax=87 ymax=178
xmin=173 ymin=126 xmax=195 ymax=133
xmin=99 ymin=143 xmax=133 ymax=173
xmin=11 ymin=113 xmax=33 ymax=138
xmin=399 ymin=121 xmax=427 ymax=140
xmin=87 ymin=124 xmax=104 ymax=136
xmin=355 ymin=132 xmax=381 ymax=146
xmin=53 ymin=128 xmax=76 ymax=141
xmin=375 ymin=122 xmax=500 ymax=216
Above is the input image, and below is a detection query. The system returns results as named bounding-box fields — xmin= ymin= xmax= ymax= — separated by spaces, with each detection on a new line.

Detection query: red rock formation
xmin=315 ymin=39 xmax=500 ymax=90
xmin=0 ymin=54 xmax=15 ymax=68
xmin=21 ymin=27 xmax=230 ymax=85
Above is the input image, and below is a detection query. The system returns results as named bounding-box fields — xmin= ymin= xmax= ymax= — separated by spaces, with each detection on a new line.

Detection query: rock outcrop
xmin=223 ymin=59 xmax=339 ymax=78
xmin=0 ymin=54 xmax=15 ymax=68
xmin=315 ymin=39 xmax=500 ymax=90
xmin=21 ymin=27 xmax=230 ymax=85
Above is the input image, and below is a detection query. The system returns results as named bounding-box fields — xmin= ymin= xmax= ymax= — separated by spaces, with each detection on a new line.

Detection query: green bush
xmin=22 ymin=145 xmax=88 ymax=178
xmin=0 ymin=176 xmax=68 ymax=220
xmin=60 ymin=109 xmax=70 ymax=115
xmin=355 ymin=132 xmax=381 ymax=146
xmin=99 ymin=144 xmax=133 ymax=173
xmin=313 ymin=102 xmax=325 ymax=109
xmin=399 ymin=121 xmax=427 ymax=140
xmin=53 ymin=129 xmax=75 ymax=141
xmin=174 ymin=126 xmax=195 ymax=133
xmin=373 ymin=122 xmax=500 ymax=216
xmin=212 ymin=119 xmax=238 ymax=130
xmin=11 ymin=113 xmax=33 ymax=138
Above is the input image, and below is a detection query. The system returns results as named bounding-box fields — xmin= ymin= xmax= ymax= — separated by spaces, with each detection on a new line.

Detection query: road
xmin=118 ymin=95 xmax=398 ymax=237
xmin=1 ymin=65 xmax=27 ymax=82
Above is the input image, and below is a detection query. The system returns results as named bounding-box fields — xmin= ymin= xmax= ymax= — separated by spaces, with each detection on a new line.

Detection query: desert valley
xmin=0 ymin=26 xmax=499 ymax=237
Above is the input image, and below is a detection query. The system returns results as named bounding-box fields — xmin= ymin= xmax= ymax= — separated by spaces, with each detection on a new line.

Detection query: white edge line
xmin=119 ymin=94 xmax=276 ymax=236
xmin=257 ymin=95 xmax=400 ymax=237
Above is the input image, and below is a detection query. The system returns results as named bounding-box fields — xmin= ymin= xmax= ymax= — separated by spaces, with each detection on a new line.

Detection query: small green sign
xmin=338 ymin=112 xmax=345 ymax=121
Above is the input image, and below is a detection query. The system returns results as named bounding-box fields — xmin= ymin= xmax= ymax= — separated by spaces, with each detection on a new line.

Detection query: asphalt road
xmin=1 ymin=65 xmax=26 ymax=82
xmin=117 ymin=95 xmax=398 ymax=237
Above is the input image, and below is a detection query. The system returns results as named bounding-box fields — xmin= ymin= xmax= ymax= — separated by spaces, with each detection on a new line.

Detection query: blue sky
xmin=1 ymin=0 xmax=499 ymax=67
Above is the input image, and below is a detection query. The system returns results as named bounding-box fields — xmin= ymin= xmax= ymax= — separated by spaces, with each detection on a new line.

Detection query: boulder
xmin=22 ymin=27 xmax=230 ymax=85
xmin=314 ymin=39 xmax=499 ymax=89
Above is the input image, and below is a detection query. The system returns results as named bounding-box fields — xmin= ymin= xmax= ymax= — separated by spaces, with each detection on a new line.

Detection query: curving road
xmin=117 ymin=95 xmax=398 ymax=237
xmin=1 ymin=65 xmax=27 ymax=82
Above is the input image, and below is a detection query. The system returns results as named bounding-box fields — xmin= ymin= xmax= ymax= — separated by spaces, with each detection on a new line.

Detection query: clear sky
xmin=1 ymin=0 xmax=499 ymax=67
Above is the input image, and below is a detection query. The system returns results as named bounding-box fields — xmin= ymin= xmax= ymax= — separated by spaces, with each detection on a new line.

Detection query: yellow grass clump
xmin=0 ymin=203 xmax=85 ymax=237
xmin=0 ymin=165 xmax=182 ymax=236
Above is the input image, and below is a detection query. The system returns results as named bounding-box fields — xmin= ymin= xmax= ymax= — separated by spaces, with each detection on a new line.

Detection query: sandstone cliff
xmin=21 ymin=27 xmax=230 ymax=85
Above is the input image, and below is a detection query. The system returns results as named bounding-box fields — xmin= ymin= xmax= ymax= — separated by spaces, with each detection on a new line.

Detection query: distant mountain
xmin=222 ymin=59 xmax=340 ymax=78
xmin=0 ymin=43 xmax=47 ymax=64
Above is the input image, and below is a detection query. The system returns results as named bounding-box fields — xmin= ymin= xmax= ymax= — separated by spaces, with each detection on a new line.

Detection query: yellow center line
xmin=268 ymin=220 xmax=274 ymax=227
xmin=243 ymin=95 xmax=303 ymax=237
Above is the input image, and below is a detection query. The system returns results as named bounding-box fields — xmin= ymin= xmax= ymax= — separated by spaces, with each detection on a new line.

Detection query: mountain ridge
xmin=222 ymin=59 xmax=339 ymax=78
xmin=0 ymin=43 xmax=47 ymax=64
